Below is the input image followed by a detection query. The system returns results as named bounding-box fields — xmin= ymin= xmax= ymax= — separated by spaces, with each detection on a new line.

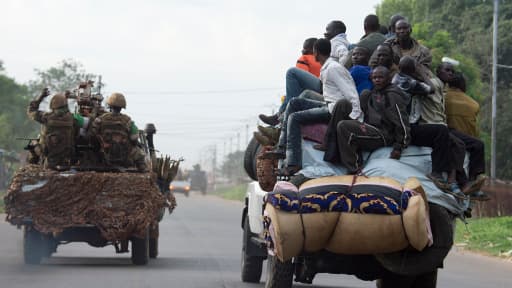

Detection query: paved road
xmin=1 ymin=192 xmax=511 ymax=288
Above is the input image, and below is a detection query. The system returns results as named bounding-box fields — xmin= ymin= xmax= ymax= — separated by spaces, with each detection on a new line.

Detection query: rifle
xmin=16 ymin=137 xmax=40 ymax=151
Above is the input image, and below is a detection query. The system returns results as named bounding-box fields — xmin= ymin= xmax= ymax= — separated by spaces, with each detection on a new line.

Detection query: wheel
xmin=378 ymin=269 xmax=437 ymax=288
xmin=149 ymin=238 xmax=158 ymax=259
xmin=131 ymin=228 xmax=149 ymax=265
xmin=23 ymin=226 xmax=46 ymax=265
xmin=244 ymin=137 xmax=261 ymax=181
xmin=149 ymin=224 xmax=159 ymax=259
xmin=184 ymin=190 xmax=190 ymax=197
xmin=265 ymin=255 xmax=294 ymax=288
xmin=241 ymin=217 xmax=263 ymax=283
xmin=376 ymin=204 xmax=454 ymax=275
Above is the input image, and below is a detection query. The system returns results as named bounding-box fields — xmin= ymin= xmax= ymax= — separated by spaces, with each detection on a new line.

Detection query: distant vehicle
xmin=189 ymin=164 xmax=208 ymax=195
xmin=170 ymin=180 xmax=191 ymax=197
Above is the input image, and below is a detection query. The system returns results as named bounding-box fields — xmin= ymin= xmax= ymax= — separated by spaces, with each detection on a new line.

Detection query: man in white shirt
xmin=324 ymin=20 xmax=351 ymax=66
xmin=263 ymin=38 xmax=360 ymax=175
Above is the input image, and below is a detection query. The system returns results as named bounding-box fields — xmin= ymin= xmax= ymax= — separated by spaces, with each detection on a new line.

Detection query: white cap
xmin=442 ymin=56 xmax=460 ymax=66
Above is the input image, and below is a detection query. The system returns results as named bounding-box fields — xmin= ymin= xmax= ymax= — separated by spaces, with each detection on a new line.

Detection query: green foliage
xmin=377 ymin=0 xmax=512 ymax=180
xmin=455 ymin=217 xmax=512 ymax=257
xmin=213 ymin=183 xmax=246 ymax=202
xmin=27 ymin=59 xmax=99 ymax=97
xmin=220 ymin=151 xmax=246 ymax=184
xmin=0 ymin=71 xmax=36 ymax=150
xmin=376 ymin=0 xmax=415 ymax=26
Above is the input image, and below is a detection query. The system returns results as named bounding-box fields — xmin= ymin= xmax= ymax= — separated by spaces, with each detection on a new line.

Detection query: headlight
xmin=169 ymin=185 xmax=174 ymax=190
xmin=185 ymin=186 xmax=190 ymax=190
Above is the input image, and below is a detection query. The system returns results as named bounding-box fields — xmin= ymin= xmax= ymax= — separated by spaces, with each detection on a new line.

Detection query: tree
xmin=27 ymin=59 xmax=100 ymax=97
xmin=0 ymin=69 xmax=34 ymax=150
xmin=220 ymin=151 xmax=246 ymax=184
xmin=376 ymin=0 xmax=512 ymax=180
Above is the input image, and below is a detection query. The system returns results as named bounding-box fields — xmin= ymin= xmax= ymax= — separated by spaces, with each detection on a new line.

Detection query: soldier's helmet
xmin=49 ymin=93 xmax=68 ymax=110
xmin=106 ymin=92 xmax=126 ymax=109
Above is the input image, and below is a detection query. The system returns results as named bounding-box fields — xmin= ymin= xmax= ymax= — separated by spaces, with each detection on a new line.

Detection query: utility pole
xmin=212 ymin=144 xmax=216 ymax=189
xmin=245 ymin=124 xmax=249 ymax=147
xmin=491 ymin=0 xmax=499 ymax=180
xmin=237 ymin=132 xmax=240 ymax=152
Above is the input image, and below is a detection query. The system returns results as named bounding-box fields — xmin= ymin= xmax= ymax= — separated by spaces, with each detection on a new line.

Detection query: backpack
xmin=42 ymin=112 xmax=75 ymax=166
xmin=97 ymin=113 xmax=132 ymax=165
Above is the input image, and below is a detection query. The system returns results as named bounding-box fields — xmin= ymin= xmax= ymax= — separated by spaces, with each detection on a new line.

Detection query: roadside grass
xmin=455 ymin=216 xmax=512 ymax=257
xmin=212 ymin=183 xmax=247 ymax=202
xmin=212 ymin=183 xmax=512 ymax=259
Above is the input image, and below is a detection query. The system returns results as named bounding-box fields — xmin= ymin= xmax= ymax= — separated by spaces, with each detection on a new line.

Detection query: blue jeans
xmin=278 ymin=93 xmax=330 ymax=167
xmin=279 ymin=67 xmax=322 ymax=114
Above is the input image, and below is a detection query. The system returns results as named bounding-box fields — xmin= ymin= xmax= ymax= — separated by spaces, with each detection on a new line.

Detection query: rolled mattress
xmin=263 ymin=176 xmax=432 ymax=262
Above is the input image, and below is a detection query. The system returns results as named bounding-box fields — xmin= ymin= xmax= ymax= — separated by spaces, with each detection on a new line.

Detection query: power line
xmin=108 ymin=87 xmax=283 ymax=95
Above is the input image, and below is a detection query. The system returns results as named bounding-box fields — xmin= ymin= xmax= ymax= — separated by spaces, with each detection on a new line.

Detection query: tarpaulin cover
xmin=4 ymin=165 xmax=169 ymax=240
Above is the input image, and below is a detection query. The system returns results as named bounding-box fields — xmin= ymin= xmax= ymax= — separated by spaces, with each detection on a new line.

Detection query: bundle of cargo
xmin=263 ymin=175 xmax=432 ymax=262
xmin=4 ymin=164 xmax=166 ymax=240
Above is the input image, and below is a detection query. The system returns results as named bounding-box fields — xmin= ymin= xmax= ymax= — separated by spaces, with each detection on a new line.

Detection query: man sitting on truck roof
xmin=336 ymin=66 xmax=410 ymax=173
xmin=262 ymin=38 xmax=360 ymax=176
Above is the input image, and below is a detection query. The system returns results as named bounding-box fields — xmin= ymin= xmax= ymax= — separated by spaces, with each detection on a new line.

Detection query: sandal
xmin=426 ymin=173 xmax=450 ymax=191
xmin=261 ymin=148 xmax=286 ymax=160
xmin=313 ymin=144 xmax=327 ymax=151
xmin=278 ymin=165 xmax=301 ymax=177
xmin=470 ymin=191 xmax=491 ymax=202
xmin=462 ymin=176 xmax=487 ymax=195
xmin=444 ymin=182 xmax=467 ymax=200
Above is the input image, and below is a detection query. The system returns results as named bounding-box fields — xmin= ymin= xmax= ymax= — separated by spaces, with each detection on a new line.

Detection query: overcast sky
xmin=1 ymin=0 xmax=382 ymax=170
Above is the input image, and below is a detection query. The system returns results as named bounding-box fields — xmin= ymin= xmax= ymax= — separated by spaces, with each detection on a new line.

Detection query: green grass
xmin=455 ymin=216 xmax=512 ymax=257
xmin=212 ymin=183 xmax=247 ymax=202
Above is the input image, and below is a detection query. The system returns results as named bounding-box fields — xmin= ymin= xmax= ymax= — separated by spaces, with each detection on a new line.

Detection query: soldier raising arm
xmin=27 ymin=88 xmax=83 ymax=169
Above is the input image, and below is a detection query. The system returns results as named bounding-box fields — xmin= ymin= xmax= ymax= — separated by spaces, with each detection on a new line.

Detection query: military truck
xmin=4 ymin=83 xmax=180 ymax=265
xmin=189 ymin=164 xmax=208 ymax=195
xmin=241 ymin=135 xmax=466 ymax=288
xmin=5 ymin=124 xmax=181 ymax=265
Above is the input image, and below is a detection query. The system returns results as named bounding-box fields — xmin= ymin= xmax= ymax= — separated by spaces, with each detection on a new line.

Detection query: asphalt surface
xmin=1 ymin=192 xmax=512 ymax=288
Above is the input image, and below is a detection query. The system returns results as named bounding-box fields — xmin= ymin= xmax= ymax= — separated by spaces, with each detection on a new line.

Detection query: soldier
xmin=90 ymin=92 xmax=146 ymax=171
xmin=27 ymin=88 xmax=83 ymax=169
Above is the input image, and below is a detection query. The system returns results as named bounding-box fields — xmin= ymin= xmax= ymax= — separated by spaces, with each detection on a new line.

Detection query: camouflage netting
xmin=4 ymin=165 xmax=169 ymax=240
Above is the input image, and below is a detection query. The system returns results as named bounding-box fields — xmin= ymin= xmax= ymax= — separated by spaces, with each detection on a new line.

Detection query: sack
xmin=264 ymin=176 xmax=432 ymax=262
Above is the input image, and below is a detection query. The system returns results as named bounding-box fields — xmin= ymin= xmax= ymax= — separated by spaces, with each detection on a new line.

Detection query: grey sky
xmin=1 ymin=0 xmax=382 ymax=169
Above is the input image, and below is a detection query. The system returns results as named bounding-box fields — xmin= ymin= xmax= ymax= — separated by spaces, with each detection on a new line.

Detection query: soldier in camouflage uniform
xmin=27 ymin=88 xmax=84 ymax=169
xmin=90 ymin=93 xmax=147 ymax=171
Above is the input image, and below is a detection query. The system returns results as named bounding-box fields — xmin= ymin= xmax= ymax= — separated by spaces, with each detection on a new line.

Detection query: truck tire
xmin=378 ymin=269 xmax=437 ymax=288
xmin=376 ymin=204 xmax=453 ymax=276
xmin=265 ymin=255 xmax=294 ymax=288
xmin=244 ymin=137 xmax=261 ymax=181
xmin=241 ymin=217 xmax=263 ymax=283
xmin=131 ymin=229 xmax=149 ymax=265
xmin=23 ymin=226 xmax=46 ymax=265
xmin=149 ymin=224 xmax=159 ymax=259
